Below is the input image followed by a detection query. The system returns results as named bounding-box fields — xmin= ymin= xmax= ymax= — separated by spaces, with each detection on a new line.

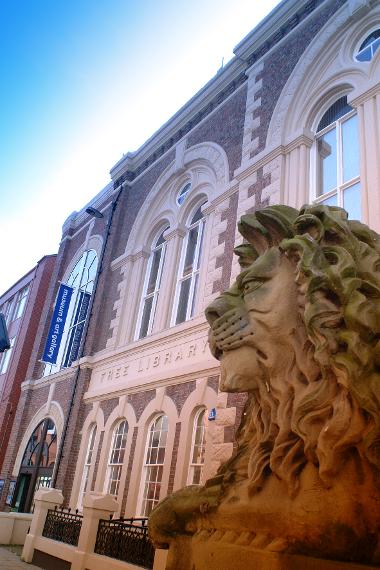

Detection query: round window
xmin=356 ymin=29 xmax=380 ymax=62
xmin=177 ymin=182 xmax=191 ymax=206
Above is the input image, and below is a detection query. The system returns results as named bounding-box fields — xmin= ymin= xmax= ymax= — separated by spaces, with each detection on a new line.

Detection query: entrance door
xmin=12 ymin=474 xmax=31 ymax=512
xmin=14 ymin=418 xmax=57 ymax=512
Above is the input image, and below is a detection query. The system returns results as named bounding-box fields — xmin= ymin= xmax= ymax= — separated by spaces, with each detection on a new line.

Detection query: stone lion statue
xmin=150 ymin=205 xmax=380 ymax=568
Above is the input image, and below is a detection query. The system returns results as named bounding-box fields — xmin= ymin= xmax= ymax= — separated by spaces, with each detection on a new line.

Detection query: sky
xmin=0 ymin=0 xmax=282 ymax=294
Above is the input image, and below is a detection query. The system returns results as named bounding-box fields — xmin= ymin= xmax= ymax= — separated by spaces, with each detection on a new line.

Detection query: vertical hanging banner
xmin=42 ymin=283 xmax=74 ymax=364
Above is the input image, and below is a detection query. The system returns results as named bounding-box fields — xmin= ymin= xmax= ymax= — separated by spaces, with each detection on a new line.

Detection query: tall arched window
xmin=172 ymin=203 xmax=206 ymax=325
xmin=135 ymin=227 xmax=169 ymax=339
xmin=44 ymin=249 xmax=98 ymax=375
xmin=78 ymin=424 xmax=97 ymax=508
xmin=140 ymin=414 xmax=168 ymax=516
xmin=187 ymin=408 xmax=207 ymax=485
xmin=314 ymin=96 xmax=361 ymax=219
xmin=105 ymin=420 xmax=129 ymax=496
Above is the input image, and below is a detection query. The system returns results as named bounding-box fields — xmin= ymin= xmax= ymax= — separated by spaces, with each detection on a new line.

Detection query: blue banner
xmin=42 ymin=283 xmax=74 ymax=364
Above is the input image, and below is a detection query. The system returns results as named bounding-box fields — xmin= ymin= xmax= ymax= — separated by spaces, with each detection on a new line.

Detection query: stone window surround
xmin=108 ymin=141 xmax=231 ymax=350
xmin=242 ymin=1 xmax=380 ymax=229
xmin=69 ymin=379 xmax=217 ymax=517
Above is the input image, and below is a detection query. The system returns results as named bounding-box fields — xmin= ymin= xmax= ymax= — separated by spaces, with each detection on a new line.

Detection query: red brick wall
xmin=165 ymin=381 xmax=196 ymax=415
xmin=100 ymin=398 xmax=119 ymax=424
xmin=167 ymin=422 xmax=181 ymax=495
xmin=187 ymin=85 xmax=247 ymax=180
xmin=128 ymin=390 xmax=156 ymax=422
xmin=251 ymin=0 xmax=346 ymax=157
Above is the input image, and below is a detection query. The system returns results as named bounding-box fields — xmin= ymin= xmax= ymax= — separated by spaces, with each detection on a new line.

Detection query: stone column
xmin=21 ymin=487 xmax=64 ymax=562
xmin=352 ymin=90 xmax=380 ymax=232
xmin=70 ymin=492 xmax=118 ymax=570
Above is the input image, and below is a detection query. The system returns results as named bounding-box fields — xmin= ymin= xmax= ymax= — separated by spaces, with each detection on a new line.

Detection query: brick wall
xmin=165 ymin=381 xmax=196 ymax=415
xmin=188 ymin=84 xmax=247 ymax=180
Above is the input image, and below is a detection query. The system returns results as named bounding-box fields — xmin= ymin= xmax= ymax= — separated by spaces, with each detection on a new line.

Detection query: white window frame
xmin=171 ymin=206 xmax=205 ymax=326
xmin=311 ymin=108 xmax=361 ymax=216
xmin=14 ymin=285 xmax=29 ymax=321
xmin=78 ymin=424 xmax=97 ymax=509
xmin=138 ymin=414 xmax=168 ymax=517
xmin=105 ymin=420 xmax=129 ymax=497
xmin=187 ymin=408 xmax=207 ymax=486
xmin=0 ymin=336 xmax=15 ymax=375
xmin=135 ymin=229 xmax=168 ymax=340
xmin=2 ymin=298 xmax=15 ymax=325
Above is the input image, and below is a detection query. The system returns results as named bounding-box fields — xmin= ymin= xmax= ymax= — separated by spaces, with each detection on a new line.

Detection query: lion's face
xmin=207 ymin=247 xmax=301 ymax=392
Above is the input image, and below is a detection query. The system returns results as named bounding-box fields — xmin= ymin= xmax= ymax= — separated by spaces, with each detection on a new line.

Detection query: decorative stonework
xmin=150 ymin=204 xmax=380 ymax=567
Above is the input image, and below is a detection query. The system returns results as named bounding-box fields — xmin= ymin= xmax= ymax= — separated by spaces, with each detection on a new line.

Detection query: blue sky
xmin=0 ymin=0 xmax=281 ymax=293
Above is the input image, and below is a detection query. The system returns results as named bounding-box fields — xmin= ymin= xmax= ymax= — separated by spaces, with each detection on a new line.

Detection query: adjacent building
xmin=0 ymin=255 xmax=56 ymax=505
xmin=1 ymin=0 xmax=380 ymax=516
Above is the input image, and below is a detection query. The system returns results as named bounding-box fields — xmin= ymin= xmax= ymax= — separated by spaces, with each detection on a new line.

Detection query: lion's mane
xmin=220 ymin=204 xmax=380 ymax=496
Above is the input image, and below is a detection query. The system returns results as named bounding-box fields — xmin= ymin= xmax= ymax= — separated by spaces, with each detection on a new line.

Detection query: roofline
xmin=0 ymin=254 xmax=57 ymax=300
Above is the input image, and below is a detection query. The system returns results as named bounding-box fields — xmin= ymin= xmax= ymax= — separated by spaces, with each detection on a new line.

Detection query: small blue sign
xmin=208 ymin=407 xmax=217 ymax=421
xmin=42 ymin=283 xmax=74 ymax=364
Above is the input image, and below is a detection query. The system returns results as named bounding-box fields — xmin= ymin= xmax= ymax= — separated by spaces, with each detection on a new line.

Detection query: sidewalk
xmin=0 ymin=546 xmax=42 ymax=569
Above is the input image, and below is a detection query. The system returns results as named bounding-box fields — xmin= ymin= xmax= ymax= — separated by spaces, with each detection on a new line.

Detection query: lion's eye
xmin=243 ymin=281 xmax=263 ymax=294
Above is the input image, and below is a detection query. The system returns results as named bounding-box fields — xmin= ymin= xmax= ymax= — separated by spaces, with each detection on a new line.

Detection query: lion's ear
xmin=239 ymin=206 xmax=298 ymax=253
xmin=238 ymin=216 xmax=271 ymax=253
xmin=256 ymin=206 xmax=298 ymax=243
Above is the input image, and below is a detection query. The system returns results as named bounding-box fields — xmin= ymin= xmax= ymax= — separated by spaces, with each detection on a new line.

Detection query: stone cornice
xmin=350 ymin=81 xmax=380 ymax=107
xmin=235 ymin=0 xmax=328 ymax=63
xmin=21 ymin=366 xmax=75 ymax=391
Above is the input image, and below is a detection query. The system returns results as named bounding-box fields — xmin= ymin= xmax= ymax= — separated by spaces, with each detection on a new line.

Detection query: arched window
xmin=13 ymin=418 xmax=57 ymax=512
xmin=187 ymin=408 xmax=207 ymax=485
xmin=105 ymin=420 xmax=129 ymax=496
xmin=78 ymin=424 xmax=97 ymax=508
xmin=135 ymin=227 xmax=169 ymax=339
xmin=44 ymin=249 xmax=98 ymax=375
xmin=314 ymin=96 xmax=361 ymax=220
xmin=356 ymin=29 xmax=380 ymax=62
xmin=140 ymin=414 xmax=168 ymax=516
xmin=172 ymin=203 xmax=206 ymax=325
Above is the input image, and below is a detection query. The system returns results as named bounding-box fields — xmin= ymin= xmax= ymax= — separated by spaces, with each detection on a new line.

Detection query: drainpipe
xmin=52 ymin=182 xmax=126 ymax=488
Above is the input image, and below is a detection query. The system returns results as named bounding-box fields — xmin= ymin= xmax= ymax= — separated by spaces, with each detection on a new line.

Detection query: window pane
xmin=139 ymin=296 xmax=154 ymax=339
xmin=176 ymin=278 xmax=191 ymax=324
xmin=190 ymin=206 xmax=203 ymax=224
xmin=343 ymin=183 xmax=361 ymax=220
xmin=318 ymin=128 xmax=337 ymax=195
xmin=147 ymin=249 xmax=162 ymax=294
xmin=190 ymin=274 xmax=199 ymax=318
xmin=183 ymin=227 xmax=199 ymax=275
xmin=342 ymin=115 xmax=359 ymax=183
xmin=320 ymin=194 xmax=338 ymax=207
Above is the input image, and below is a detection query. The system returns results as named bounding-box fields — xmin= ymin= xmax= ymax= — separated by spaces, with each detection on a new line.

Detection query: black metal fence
xmin=94 ymin=517 xmax=155 ymax=569
xmin=42 ymin=506 xmax=83 ymax=546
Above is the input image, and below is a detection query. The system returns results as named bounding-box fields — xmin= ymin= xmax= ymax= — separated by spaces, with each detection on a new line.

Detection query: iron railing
xmin=94 ymin=517 xmax=155 ymax=569
xmin=42 ymin=506 xmax=83 ymax=546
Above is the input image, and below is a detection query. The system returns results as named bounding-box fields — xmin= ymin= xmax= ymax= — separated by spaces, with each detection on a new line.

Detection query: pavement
xmin=0 ymin=546 xmax=42 ymax=569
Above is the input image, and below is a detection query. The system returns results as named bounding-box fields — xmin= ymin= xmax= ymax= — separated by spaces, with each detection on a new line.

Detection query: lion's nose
xmin=205 ymin=297 xmax=230 ymax=325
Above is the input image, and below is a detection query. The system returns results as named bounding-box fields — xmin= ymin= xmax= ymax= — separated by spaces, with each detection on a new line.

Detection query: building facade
xmin=1 ymin=0 xmax=380 ymax=516
xmin=0 ymin=255 xmax=56 ymax=502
